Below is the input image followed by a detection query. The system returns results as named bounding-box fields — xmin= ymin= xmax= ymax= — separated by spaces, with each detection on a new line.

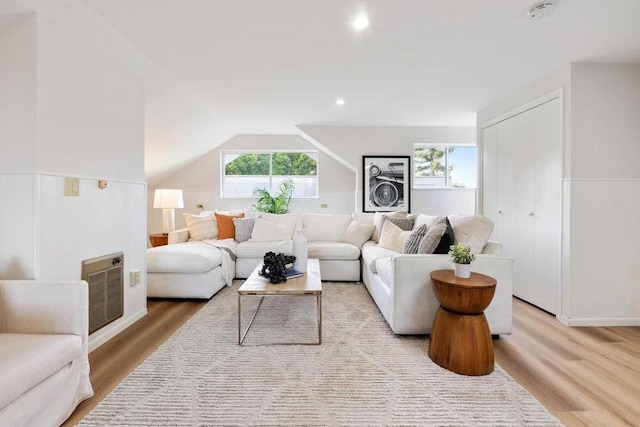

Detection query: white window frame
xmin=412 ymin=144 xmax=477 ymax=189
xmin=221 ymin=150 xmax=319 ymax=199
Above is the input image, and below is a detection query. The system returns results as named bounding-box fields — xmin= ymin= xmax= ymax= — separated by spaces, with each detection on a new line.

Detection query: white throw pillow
xmin=183 ymin=212 xmax=217 ymax=241
xmin=250 ymin=217 xmax=292 ymax=242
xmin=303 ymin=213 xmax=352 ymax=242
xmin=339 ymin=220 xmax=376 ymax=247
xmin=447 ymin=214 xmax=494 ymax=254
xmin=377 ymin=220 xmax=412 ymax=253
xmin=372 ymin=211 xmax=407 ymax=242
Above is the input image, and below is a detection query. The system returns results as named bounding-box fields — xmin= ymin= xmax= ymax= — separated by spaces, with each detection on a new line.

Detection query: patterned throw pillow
xmin=384 ymin=216 xmax=415 ymax=231
xmin=183 ymin=212 xmax=217 ymax=241
xmin=233 ymin=217 xmax=255 ymax=243
xmin=417 ymin=218 xmax=455 ymax=254
xmin=402 ymin=224 xmax=428 ymax=254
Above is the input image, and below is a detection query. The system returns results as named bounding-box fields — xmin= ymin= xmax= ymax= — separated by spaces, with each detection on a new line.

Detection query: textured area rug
xmin=80 ymin=282 xmax=562 ymax=426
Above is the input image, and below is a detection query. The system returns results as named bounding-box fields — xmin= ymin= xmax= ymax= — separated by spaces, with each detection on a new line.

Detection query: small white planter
xmin=454 ymin=263 xmax=471 ymax=279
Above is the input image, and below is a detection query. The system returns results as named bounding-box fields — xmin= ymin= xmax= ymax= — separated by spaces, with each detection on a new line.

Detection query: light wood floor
xmin=64 ymin=297 xmax=640 ymax=426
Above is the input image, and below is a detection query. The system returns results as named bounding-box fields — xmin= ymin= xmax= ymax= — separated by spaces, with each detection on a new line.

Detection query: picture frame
xmin=362 ymin=155 xmax=411 ymax=213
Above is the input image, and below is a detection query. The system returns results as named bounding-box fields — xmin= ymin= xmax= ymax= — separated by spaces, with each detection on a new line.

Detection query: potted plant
xmin=448 ymin=242 xmax=476 ymax=278
xmin=252 ymin=178 xmax=295 ymax=214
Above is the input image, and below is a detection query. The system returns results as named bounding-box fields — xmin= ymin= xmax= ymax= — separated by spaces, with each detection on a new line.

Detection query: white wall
xmin=299 ymin=125 xmax=477 ymax=216
xmin=0 ymin=15 xmax=148 ymax=349
xmin=478 ymin=63 xmax=640 ymax=326
xmin=0 ymin=14 xmax=36 ymax=172
xmin=148 ymin=134 xmax=356 ymax=235
xmin=565 ymin=63 xmax=640 ymax=324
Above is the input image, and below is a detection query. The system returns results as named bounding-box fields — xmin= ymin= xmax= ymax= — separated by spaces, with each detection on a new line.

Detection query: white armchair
xmin=0 ymin=280 xmax=94 ymax=427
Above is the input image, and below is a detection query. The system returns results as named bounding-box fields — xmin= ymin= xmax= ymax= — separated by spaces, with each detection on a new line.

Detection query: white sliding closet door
xmin=481 ymin=96 xmax=562 ymax=314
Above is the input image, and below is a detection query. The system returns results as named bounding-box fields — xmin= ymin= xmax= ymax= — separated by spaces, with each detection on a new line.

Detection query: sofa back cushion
xmin=410 ymin=213 xmax=444 ymax=230
xmin=447 ymin=214 xmax=494 ymax=254
xmin=251 ymin=212 xmax=302 ymax=239
xmin=183 ymin=212 xmax=217 ymax=240
xmin=250 ymin=217 xmax=292 ymax=241
xmin=303 ymin=213 xmax=352 ymax=242
xmin=339 ymin=220 xmax=376 ymax=248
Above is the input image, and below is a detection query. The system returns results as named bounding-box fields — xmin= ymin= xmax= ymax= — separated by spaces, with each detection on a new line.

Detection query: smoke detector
xmin=528 ymin=1 xmax=556 ymax=20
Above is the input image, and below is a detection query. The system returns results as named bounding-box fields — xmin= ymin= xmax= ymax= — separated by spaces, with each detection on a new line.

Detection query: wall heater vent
xmin=81 ymin=252 xmax=124 ymax=334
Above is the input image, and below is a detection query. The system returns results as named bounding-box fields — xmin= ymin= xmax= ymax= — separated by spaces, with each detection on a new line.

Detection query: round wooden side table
xmin=429 ymin=269 xmax=497 ymax=376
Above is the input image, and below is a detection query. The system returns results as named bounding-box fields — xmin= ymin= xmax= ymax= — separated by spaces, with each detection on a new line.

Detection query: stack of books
xmin=284 ymin=268 xmax=303 ymax=279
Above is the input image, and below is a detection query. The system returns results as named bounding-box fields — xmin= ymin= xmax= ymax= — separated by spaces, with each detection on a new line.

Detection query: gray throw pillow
xmin=384 ymin=216 xmax=415 ymax=231
xmin=417 ymin=222 xmax=448 ymax=254
xmin=402 ymin=224 xmax=428 ymax=254
xmin=233 ymin=217 xmax=255 ymax=243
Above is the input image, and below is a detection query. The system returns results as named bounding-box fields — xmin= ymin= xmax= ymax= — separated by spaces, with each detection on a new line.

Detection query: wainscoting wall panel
xmin=0 ymin=173 xmax=35 ymax=279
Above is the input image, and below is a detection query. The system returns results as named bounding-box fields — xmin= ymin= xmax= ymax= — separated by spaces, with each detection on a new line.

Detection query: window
xmin=222 ymin=151 xmax=318 ymax=198
xmin=413 ymin=144 xmax=477 ymax=189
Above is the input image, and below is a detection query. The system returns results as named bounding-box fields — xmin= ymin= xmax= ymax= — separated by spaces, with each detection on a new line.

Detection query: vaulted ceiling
xmin=3 ymin=1 xmax=640 ymax=183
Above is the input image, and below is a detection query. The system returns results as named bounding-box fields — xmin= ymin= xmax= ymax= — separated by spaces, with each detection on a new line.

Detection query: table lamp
xmin=153 ymin=189 xmax=184 ymax=234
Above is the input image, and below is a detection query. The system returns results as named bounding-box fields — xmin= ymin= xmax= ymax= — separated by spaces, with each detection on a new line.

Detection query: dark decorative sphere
xmin=261 ymin=252 xmax=296 ymax=284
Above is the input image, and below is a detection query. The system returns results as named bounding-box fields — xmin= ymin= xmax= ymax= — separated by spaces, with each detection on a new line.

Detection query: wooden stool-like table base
xmin=429 ymin=307 xmax=494 ymax=376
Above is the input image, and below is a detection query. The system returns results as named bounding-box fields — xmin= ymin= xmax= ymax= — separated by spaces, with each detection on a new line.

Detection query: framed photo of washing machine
xmin=362 ymin=155 xmax=411 ymax=213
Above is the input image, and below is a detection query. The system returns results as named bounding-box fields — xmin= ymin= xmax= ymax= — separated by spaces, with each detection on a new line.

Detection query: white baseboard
xmin=557 ymin=315 xmax=640 ymax=327
xmin=88 ymin=308 xmax=148 ymax=352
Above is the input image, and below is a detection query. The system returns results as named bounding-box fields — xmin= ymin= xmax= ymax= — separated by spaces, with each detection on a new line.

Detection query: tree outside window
xmin=223 ymin=151 xmax=318 ymax=198
xmin=413 ymin=145 xmax=476 ymax=189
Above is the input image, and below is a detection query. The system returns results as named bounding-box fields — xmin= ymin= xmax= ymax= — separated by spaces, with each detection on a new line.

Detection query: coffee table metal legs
xmin=238 ymin=294 xmax=322 ymax=345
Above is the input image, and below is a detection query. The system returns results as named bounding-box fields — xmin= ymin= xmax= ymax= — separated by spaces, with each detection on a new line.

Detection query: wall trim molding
xmin=35 ymin=171 xmax=146 ymax=186
xmin=88 ymin=307 xmax=148 ymax=352
xmin=479 ymin=88 xmax=564 ymax=129
xmin=562 ymin=178 xmax=640 ymax=182
xmin=557 ymin=314 xmax=640 ymax=327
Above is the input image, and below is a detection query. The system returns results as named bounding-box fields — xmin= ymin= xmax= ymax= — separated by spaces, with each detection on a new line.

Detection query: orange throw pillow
xmin=215 ymin=212 xmax=244 ymax=239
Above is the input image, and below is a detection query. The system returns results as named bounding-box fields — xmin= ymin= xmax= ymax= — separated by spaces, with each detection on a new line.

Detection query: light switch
xmin=64 ymin=178 xmax=79 ymax=196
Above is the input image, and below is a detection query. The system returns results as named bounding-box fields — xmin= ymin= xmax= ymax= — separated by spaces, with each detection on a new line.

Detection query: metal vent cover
xmin=81 ymin=252 xmax=124 ymax=334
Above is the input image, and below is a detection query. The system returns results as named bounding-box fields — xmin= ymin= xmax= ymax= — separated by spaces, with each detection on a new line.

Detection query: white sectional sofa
xmin=146 ymin=210 xmax=513 ymax=336
xmin=0 ymin=280 xmax=93 ymax=427
xmin=147 ymin=211 xmax=365 ymax=298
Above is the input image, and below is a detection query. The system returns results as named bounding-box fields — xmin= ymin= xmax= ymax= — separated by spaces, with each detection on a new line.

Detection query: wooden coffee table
xmin=429 ymin=269 xmax=497 ymax=376
xmin=238 ymin=258 xmax=322 ymax=345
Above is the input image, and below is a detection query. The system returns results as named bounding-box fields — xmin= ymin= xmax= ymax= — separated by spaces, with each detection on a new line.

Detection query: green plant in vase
xmin=252 ymin=178 xmax=295 ymax=214
xmin=448 ymin=242 xmax=476 ymax=278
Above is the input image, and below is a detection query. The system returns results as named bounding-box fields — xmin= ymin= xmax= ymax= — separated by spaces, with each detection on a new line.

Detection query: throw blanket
xmin=202 ymin=239 xmax=237 ymax=286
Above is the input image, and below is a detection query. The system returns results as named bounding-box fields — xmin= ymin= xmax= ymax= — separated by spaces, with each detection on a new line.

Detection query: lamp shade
xmin=153 ymin=189 xmax=184 ymax=209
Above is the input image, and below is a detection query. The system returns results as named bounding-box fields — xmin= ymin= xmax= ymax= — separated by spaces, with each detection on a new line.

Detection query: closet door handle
xmin=528 ymin=212 xmax=534 ymax=216
xmin=497 ymin=210 xmax=503 ymax=214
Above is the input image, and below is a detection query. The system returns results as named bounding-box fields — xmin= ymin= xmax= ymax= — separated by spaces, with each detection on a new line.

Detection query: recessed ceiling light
xmin=336 ymin=98 xmax=345 ymax=106
xmin=352 ymin=15 xmax=370 ymax=30
xmin=528 ymin=1 xmax=556 ymax=20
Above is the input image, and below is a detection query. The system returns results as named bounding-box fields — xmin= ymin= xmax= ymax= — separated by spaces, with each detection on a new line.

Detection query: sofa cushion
xmin=147 ymin=242 xmax=223 ymax=273
xmin=0 ymin=333 xmax=81 ymax=409
xmin=303 ymin=213 xmax=352 ymax=242
xmin=215 ymin=212 xmax=244 ymax=239
xmin=183 ymin=212 xmax=217 ymax=241
xmin=378 ymin=221 xmax=412 ymax=253
xmin=403 ymin=224 xmax=428 ymax=254
xmin=352 ymin=212 xmax=374 ymax=225
xmin=250 ymin=217 xmax=292 ymax=241
xmin=236 ymin=240 xmax=293 ymax=258
xmin=233 ymin=217 xmax=255 ymax=243
xmin=251 ymin=212 xmax=302 ymax=239
xmin=448 ymin=214 xmax=494 ymax=254
xmin=361 ymin=241 xmax=398 ymax=273
xmin=375 ymin=257 xmax=393 ymax=288
xmin=372 ymin=211 xmax=407 ymax=242
xmin=307 ymin=242 xmax=360 ymax=260
xmin=339 ymin=220 xmax=376 ymax=248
